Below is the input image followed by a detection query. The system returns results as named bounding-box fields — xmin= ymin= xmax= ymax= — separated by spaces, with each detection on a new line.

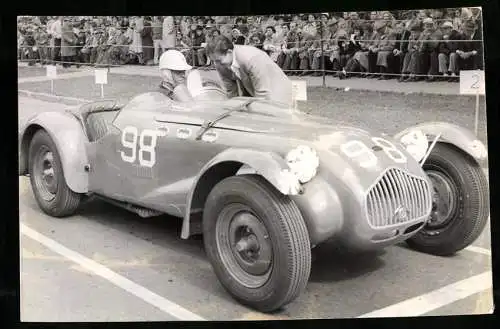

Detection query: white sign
xmin=46 ymin=65 xmax=57 ymax=79
xmin=291 ymin=80 xmax=307 ymax=101
xmin=460 ymin=70 xmax=485 ymax=95
xmin=94 ymin=69 xmax=108 ymax=84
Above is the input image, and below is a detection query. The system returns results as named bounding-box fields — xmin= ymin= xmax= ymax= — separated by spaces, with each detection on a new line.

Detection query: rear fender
xmin=394 ymin=122 xmax=488 ymax=162
xmin=181 ymin=148 xmax=299 ymax=239
xmin=19 ymin=111 xmax=89 ymax=193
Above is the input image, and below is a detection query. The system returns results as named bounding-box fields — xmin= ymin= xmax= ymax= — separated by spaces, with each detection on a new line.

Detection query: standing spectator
xmin=50 ymin=16 xmax=63 ymax=65
xmin=46 ymin=16 xmax=56 ymax=61
xmin=162 ymin=16 xmax=176 ymax=53
xmin=141 ymin=17 xmax=154 ymax=65
xmin=61 ymin=17 xmax=77 ymax=67
xmin=130 ymin=16 xmax=144 ymax=64
xmin=75 ymin=28 xmax=86 ymax=67
xmin=152 ymin=16 xmax=163 ymax=64
xmin=34 ymin=25 xmax=49 ymax=65
xmin=22 ymin=26 xmax=36 ymax=66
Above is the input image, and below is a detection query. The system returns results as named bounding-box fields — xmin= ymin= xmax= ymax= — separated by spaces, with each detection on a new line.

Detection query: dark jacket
xmin=438 ymin=30 xmax=461 ymax=55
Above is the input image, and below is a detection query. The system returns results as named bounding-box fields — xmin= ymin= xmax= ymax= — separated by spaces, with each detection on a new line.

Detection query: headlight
xmin=285 ymin=145 xmax=320 ymax=184
xmin=399 ymin=129 xmax=428 ymax=162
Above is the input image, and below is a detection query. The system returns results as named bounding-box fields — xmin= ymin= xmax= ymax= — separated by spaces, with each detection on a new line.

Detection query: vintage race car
xmin=18 ymin=84 xmax=490 ymax=313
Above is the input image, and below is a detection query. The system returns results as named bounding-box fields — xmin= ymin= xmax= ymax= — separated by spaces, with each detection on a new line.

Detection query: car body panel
xmin=19 ymin=111 xmax=90 ymax=193
xmin=19 ymin=90 xmax=484 ymax=250
xmin=394 ymin=121 xmax=488 ymax=161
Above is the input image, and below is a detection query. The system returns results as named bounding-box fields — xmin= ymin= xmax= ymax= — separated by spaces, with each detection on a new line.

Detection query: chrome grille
xmin=366 ymin=168 xmax=432 ymax=228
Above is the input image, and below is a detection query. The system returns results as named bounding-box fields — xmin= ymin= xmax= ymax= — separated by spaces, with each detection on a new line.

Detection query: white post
xmin=101 ymin=84 xmax=104 ymax=99
xmin=474 ymin=89 xmax=480 ymax=136
xmin=50 ymin=79 xmax=54 ymax=94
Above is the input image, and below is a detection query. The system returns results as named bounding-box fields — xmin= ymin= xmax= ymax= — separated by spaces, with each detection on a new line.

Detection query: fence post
xmin=320 ymin=22 xmax=325 ymax=88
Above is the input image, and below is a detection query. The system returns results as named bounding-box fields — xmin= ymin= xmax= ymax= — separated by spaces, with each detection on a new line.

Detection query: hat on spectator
xmin=159 ymin=50 xmax=193 ymax=71
xmin=321 ymin=12 xmax=329 ymax=18
xmin=441 ymin=21 xmax=453 ymax=28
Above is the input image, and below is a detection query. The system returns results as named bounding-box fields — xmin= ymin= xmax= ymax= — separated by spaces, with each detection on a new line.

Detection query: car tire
xmin=406 ymin=142 xmax=489 ymax=256
xmin=203 ymin=174 xmax=311 ymax=312
xmin=28 ymin=129 xmax=82 ymax=217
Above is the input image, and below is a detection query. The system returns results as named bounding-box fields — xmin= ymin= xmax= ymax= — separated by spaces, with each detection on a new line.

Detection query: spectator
xmin=417 ymin=18 xmax=443 ymax=82
xmin=50 ymin=16 xmax=63 ymax=64
xmin=437 ymin=21 xmax=461 ymax=80
xmin=373 ymin=20 xmax=396 ymax=79
xmin=280 ymin=22 xmax=299 ymax=74
xmin=130 ymin=16 xmax=144 ymax=64
xmin=339 ymin=24 xmax=364 ymax=78
xmin=61 ymin=18 xmax=77 ymax=68
xmin=451 ymin=19 xmax=482 ymax=76
xmin=399 ymin=22 xmax=423 ymax=82
xmin=327 ymin=18 xmax=349 ymax=77
xmin=303 ymin=14 xmax=317 ymax=37
xmin=392 ymin=21 xmax=409 ymax=76
xmin=232 ymin=28 xmax=246 ymax=45
xmin=248 ymin=32 xmax=264 ymax=50
xmin=45 ymin=16 xmax=56 ymax=61
xmin=162 ymin=16 xmax=176 ymax=53
xmin=353 ymin=21 xmax=377 ymax=77
xmin=152 ymin=16 xmax=163 ymax=65
xmin=75 ymin=28 xmax=86 ymax=67
xmin=34 ymin=24 xmax=49 ymax=65
xmin=141 ymin=17 xmax=154 ymax=65
xmin=234 ymin=17 xmax=248 ymax=36
xmin=262 ymin=26 xmax=281 ymax=62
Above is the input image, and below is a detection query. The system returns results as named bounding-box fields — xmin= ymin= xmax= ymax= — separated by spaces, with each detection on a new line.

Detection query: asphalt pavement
xmin=18 ymin=95 xmax=493 ymax=321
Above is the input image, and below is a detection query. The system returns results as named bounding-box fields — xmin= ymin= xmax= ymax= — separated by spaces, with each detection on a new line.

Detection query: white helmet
xmin=159 ymin=50 xmax=192 ymax=71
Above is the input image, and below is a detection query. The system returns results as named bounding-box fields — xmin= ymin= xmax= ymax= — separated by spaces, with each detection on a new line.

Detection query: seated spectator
xmin=373 ymin=20 xmax=396 ymax=79
xmin=302 ymin=14 xmax=317 ymax=37
xmin=234 ymin=17 xmax=249 ymax=36
xmin=338 ymin=24 xmax=363 ymax=79
xmin=449 ymin=19 xmax=482 ymax=78
xmin=391 ymin=21 xmax=409 ymax=76
xmin=262 ymin=26 xmax=282 ymax=63
xmin=399 ymin=22 xmax=423 ymax=82
xmin=232 ymin=28 xmax=246 ymax=45
xmin=437 ymin=21 xmax=461 ymax=80
xmin=328 ymin=19 xmax=349 ymax=77
xmin=280 ymin=23 xmax=299 ymax=74
xmin=354 ymin=22 xmax=378 ymax=77
xmin=418 ymin=18 xmax=443 ymax=82
xmin=248 ymin=32 xmax=265 ymax=50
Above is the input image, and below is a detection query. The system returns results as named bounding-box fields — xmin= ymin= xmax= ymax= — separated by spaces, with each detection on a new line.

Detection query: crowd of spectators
xmin=17 ymin=8 xmax=483 ymax=82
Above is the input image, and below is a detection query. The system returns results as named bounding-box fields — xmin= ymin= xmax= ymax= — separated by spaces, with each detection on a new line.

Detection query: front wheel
xmin=28 ymin=129 xmax=82 ymax=217
xmin=406 ymin=143 xmax=489 ymax=256
xmin=203 ymin=174 xmax=311 ymax=312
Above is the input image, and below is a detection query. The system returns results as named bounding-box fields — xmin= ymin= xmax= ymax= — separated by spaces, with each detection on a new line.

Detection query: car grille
xmin=366 ymin=167 xmax=432 ymax=228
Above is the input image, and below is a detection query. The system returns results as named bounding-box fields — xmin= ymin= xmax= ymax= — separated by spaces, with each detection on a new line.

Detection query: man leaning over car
xmin=206 ymin=35 xmax=294 ymax=107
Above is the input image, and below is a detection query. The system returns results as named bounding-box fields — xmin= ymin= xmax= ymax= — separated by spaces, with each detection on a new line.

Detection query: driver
xmin=157 ymin=49 xmax=194 ymax=100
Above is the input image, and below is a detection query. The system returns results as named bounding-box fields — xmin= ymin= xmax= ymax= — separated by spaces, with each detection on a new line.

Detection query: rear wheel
xmin=28 ymin=130 xmax=82 ymax=217
xmin=203 ymin=174 xmax=311 ymax=312
xmin=406 ymin=143 xmax=489 ymax=256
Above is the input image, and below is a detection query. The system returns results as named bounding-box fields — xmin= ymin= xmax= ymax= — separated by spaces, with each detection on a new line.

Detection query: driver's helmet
xmin=159 ymin=50 xmax=193 ymax=71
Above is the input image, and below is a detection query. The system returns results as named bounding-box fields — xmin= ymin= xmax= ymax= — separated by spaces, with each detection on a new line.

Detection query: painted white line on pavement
xmin=357 ymin=271 xmax=493 ymax=318
xmin=464 ymin=246 xmax=491 ymax=256
xmin=18 ymin=90 xmax=91 ymax=104
xmin=20 ymin=223 xmax=206 ymax=321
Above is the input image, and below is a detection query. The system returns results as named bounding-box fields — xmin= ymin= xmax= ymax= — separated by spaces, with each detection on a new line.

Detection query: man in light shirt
xmin=50 ymin=16 xmax=63 ymax=65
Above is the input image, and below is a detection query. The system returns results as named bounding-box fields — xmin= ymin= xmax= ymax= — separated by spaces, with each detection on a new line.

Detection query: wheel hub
xmin=33 ymin=147 xmax=58 ymax=202
xmin=426 ymin=170 xmax=457 ymax=228
xmin=229 ymin=212 xmax=272 ymax=276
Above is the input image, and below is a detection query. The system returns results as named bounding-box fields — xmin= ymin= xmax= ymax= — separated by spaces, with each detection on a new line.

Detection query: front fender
xmin=181 ymin=148 xmax=300 ymax=239
xmin=394 ymin=121 xmax=488 ymax=161
xmin=19 ymin=111 xmax=89 ymax=193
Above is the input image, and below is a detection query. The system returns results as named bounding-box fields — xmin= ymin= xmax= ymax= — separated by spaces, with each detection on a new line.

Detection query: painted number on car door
xmin=120 ymin=126 xmax=167 ymax=167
